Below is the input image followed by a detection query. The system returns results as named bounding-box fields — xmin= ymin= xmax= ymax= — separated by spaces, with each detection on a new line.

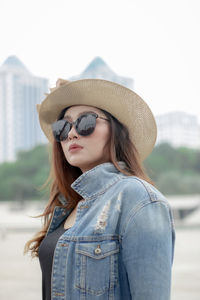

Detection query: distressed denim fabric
xmin=46 ymin=162 xmax=175 ymax=300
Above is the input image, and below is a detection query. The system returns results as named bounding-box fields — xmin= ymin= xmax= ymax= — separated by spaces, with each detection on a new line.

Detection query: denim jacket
xmin=47 ymin=162 xmax=175 ymax=300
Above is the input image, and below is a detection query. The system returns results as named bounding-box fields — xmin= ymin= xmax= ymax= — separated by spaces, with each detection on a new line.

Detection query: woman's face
xmin=60 ymin=105 xmax=111 ymax=173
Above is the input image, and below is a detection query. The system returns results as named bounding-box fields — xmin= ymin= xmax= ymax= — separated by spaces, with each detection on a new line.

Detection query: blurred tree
xmin=0 ymin=143 xmax=200 ymax=200
xmin=144 ymin=143 xmax=200 ymax=195
xmin=0 ymin=144 xmax=50 ymax=201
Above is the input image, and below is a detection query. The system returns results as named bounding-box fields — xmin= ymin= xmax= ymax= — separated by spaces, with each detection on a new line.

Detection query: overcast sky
xmin=0 ymin=0 xmax=200 ymax=120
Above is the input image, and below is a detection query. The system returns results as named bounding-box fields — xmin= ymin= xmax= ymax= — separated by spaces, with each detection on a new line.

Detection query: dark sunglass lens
xmin=52 ymin=120 xmax=66 ymax=142
xmin=77 ymin=114 xmax=96 ymax=136
xmin=59 ymin=122 xmax=71 ymax=141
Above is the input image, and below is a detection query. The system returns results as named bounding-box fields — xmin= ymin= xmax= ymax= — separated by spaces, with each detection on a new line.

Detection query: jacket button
xmin=94 ymin=245 xmax=102 ymax=255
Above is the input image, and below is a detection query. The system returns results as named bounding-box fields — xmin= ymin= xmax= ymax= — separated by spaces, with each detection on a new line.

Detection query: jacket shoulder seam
xmin=121 ymin=176 xmax=159 ymax=202
xmin=121 ymin=200 xmax=172 ymax=237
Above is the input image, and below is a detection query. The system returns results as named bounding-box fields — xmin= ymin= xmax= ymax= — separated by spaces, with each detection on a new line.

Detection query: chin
xmin=66 ymin=157 xmax=87 ymax=168
xmin=68 ymin=157 xmax=100 ymax=172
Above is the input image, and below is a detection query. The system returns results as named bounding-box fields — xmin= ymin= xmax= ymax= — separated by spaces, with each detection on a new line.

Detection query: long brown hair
xmin=24 ymin=107 xmax=153 ymax=257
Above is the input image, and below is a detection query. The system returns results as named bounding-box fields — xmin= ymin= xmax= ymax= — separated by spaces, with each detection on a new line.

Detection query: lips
xmin=68 ymin=144 xmax=83 ymax=151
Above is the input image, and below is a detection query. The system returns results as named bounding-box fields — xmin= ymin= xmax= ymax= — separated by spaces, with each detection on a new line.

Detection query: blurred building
xmin=156 ymin=111 xmax=200 ymax=149
xmin=70 ymin=56 xmax=134 ymax=89
xmin=0 ymin=56 xmax=48 ymax=162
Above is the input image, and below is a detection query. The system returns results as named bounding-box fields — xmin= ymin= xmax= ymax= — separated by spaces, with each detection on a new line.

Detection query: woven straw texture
xmin=37 ymin=79 xmax=157 ymax=161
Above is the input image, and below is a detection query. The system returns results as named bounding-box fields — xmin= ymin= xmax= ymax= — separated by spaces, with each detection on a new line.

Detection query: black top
xmin=38 ymin=219 xmax=68 ymax=300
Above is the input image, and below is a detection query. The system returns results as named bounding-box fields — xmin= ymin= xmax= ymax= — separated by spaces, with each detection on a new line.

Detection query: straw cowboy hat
xmin=37 ymin=78 xmax=157 ymax=161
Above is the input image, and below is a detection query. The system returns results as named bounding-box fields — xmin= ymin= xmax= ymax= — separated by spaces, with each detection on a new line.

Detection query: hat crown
xmin=38 ymin=78 xmax=157 ymax=161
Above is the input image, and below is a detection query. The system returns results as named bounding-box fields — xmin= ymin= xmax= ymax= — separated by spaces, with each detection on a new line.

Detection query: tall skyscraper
xmin=0 ymin=56 xmax=48 ymax=162
xmin=156 ymin=111 xmax=200 ymax=149
xmin=70 ymin=56 xmax=134 ymax=89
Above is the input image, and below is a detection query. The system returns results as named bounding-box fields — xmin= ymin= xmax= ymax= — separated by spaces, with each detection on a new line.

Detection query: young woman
xmin=25 ymin=78 xmax=175 ymax=300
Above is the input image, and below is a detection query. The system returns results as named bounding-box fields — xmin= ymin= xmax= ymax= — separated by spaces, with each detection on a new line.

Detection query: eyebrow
xmin=63 ymin=110 xmax=97 ymax=121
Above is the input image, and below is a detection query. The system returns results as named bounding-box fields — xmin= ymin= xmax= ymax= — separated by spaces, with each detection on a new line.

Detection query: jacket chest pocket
xmin=75 ymin=240 xmax=119 ymax=296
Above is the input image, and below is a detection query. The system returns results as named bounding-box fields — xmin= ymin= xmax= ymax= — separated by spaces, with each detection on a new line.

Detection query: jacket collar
xmin=58 ymin=161 xmax=126 ymax=204
xmin=71 ymin=161 xmax=126 ymax=199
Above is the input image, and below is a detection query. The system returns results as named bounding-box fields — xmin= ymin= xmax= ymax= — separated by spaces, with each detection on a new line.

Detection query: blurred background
xmin=0 ymin=0 xmax=200 ymax=299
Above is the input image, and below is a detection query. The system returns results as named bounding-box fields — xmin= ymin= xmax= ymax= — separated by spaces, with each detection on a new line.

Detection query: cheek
xmin=60 ymin=142 xmax=70 ymax=159
xmin=60 ymin=142 xmax=65 ymax=153
xmin=92 ymin=126 xmax=110 ymax=149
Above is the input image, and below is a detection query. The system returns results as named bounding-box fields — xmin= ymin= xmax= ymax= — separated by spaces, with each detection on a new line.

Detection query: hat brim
xmin=38 ymin=79 xmax=157 ymax=161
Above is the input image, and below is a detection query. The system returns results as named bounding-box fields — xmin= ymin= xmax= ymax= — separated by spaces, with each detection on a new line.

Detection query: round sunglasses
xmin=51 ymin=112 xmax=109 ymax=142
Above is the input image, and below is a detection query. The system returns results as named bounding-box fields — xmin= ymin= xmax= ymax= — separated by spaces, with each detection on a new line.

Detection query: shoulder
xmin=116 ymin=175 xmax=167 ymax=205
xmin=115 ymin=176 xmax=174 ymax=237
xmin=113 ymin=175 xmax=172 ymax=224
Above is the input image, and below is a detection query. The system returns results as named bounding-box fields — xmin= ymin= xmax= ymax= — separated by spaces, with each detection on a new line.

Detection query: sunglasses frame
xmin=52 ymin=112 xmax=109 ymax=142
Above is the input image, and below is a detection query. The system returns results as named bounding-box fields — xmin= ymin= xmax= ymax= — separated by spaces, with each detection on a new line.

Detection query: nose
xmin=67 ymin=123 xmax=79 ymax=140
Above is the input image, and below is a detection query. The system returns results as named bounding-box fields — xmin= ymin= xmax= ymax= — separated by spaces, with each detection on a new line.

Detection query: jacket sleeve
xmin=121 ymin=201 xmax=175 ymax=300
